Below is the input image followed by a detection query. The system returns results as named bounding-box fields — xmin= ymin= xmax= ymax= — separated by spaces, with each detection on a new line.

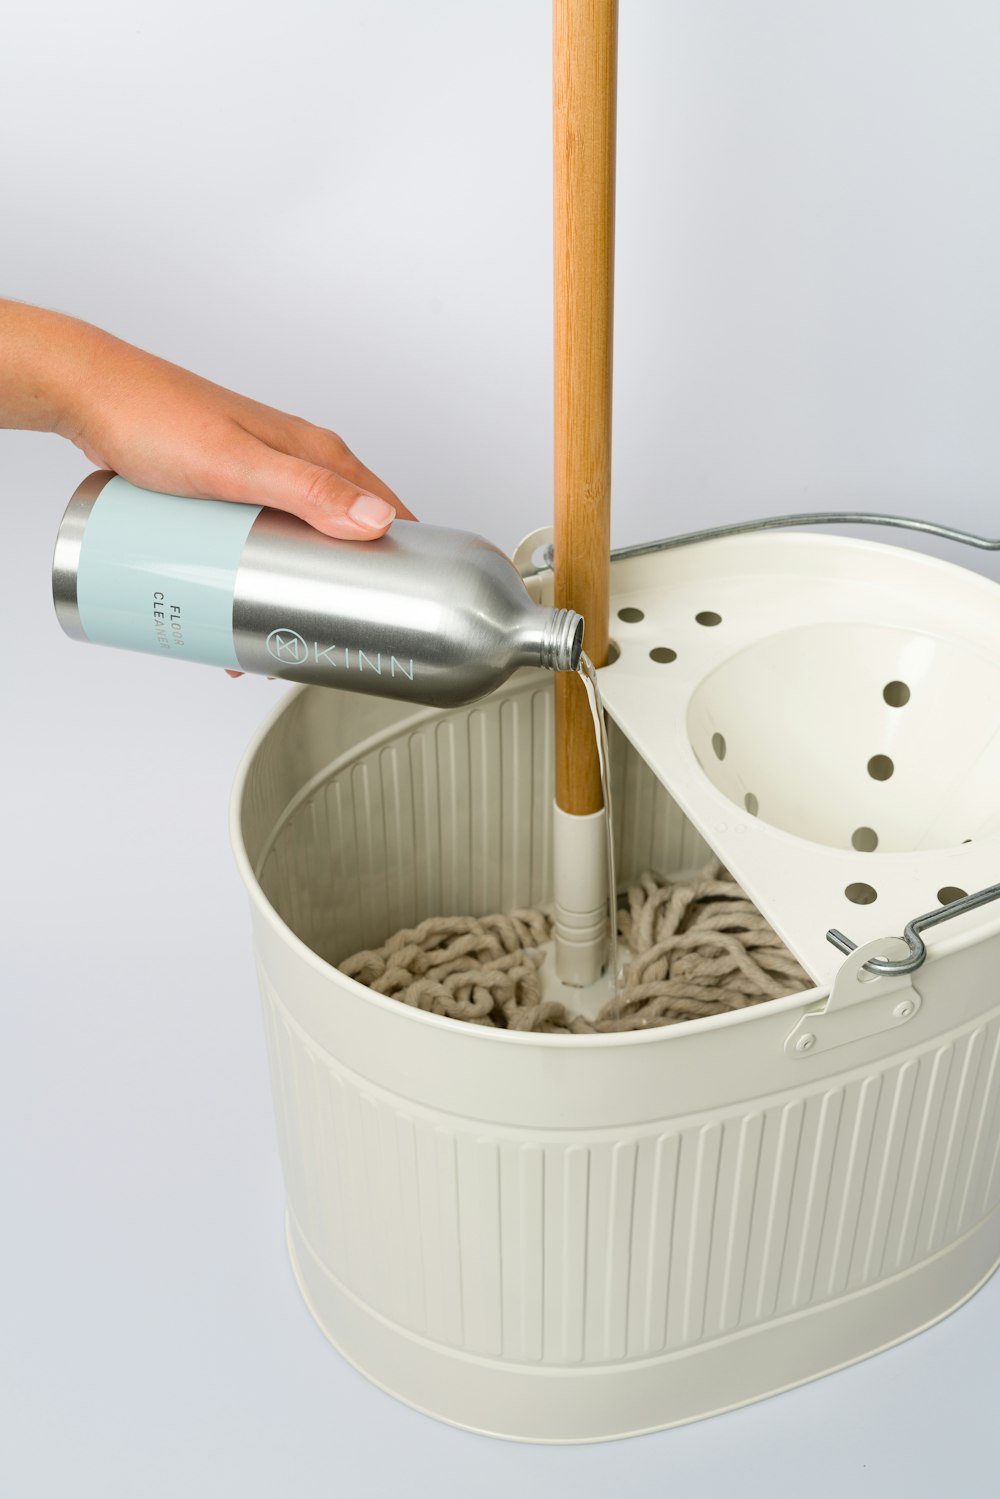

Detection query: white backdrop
xmin=2 ymin=4 xmax=999 ymax=1496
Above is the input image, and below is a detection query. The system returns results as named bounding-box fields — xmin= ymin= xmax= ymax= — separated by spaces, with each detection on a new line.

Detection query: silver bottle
xmin=52 ymin=472 xmax=583 ymax=707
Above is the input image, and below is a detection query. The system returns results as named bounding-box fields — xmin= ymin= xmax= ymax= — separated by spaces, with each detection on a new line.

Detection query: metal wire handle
xmin=533 ymin=511 xmax=999 ymax=572
xmin=609 ymin=510 xmax=1000 ymax=562
xmin=828 ymin=883 xmax=1000 ymax=977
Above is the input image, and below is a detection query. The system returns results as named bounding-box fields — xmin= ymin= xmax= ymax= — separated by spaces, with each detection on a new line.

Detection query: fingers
xmin=252 ymin=415 xmax=417 ymax=523
xmin=327 ymin=446 xmax=417 ymax=523
xmin=225 ymin=438 xmax=400 ymax=539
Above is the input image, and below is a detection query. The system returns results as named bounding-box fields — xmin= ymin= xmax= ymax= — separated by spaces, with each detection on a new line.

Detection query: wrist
xmin=43 ymin=312 xmax=111 ymax=445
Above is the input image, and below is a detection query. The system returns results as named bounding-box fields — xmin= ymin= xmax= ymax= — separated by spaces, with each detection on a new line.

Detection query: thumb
xmin=236 ymin=442 xmax=398 ymax=540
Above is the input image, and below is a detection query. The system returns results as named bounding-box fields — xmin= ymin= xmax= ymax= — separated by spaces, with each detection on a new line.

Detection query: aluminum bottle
xmin=52 ymin=472 xmax=583 ymax=707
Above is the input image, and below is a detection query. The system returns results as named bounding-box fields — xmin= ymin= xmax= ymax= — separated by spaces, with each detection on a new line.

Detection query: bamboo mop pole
xmin=552 ymin=0 xmax=618 ymax=984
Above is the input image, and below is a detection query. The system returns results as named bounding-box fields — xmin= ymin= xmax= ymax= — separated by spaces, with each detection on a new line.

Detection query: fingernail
xmin=348 ymin=495 xmax=395 ymax=531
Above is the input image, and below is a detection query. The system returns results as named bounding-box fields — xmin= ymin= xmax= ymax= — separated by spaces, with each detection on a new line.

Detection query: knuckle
xmin=319 ymin=426 xmax=351 ymax=455
xmin=299 ymin=465 xmax=352 ymax=515
xmin=319 ymin=428 xmax=359 ymax=469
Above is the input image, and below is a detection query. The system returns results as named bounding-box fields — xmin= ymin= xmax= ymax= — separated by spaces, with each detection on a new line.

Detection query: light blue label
xmin=76 ymin=478 xmax=261 ymax=669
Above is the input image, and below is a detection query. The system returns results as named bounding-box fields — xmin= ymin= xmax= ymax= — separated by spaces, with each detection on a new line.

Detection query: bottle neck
xmin=519 ymin=607 xmax=585 ymax=673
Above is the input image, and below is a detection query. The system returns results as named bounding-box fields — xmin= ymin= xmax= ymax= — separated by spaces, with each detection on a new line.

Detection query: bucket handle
xmin=523 ymin=511 xmax=999 ymax=576
xmin=828 ymin=881 xmax=1000 ymax=977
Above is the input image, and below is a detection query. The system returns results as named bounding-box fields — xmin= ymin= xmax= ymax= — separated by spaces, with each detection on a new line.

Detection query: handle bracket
xmin=784 ymin=937 xmax=922 ymax=1059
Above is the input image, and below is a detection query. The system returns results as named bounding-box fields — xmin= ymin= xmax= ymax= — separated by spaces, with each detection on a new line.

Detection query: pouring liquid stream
xmin=577 ymin=652 xmax=621 ymax=1024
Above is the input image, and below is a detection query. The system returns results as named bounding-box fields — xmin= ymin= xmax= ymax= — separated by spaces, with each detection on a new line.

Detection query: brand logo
xmin=265 ymin=628 xmax=309 ymax=664
xmin=262 ymin=627 xmax=416 ymax=680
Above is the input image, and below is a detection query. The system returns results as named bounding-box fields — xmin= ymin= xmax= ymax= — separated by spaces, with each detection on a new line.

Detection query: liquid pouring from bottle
xmin=577 ymin=651 xmax=620 ymax=1007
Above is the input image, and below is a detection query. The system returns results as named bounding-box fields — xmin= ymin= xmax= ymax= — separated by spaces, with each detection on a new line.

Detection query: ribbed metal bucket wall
xmin=260 ymin=986 xmax=1000 ymax=1362
xmin=252 ymin=681 xmax=712 ymax=967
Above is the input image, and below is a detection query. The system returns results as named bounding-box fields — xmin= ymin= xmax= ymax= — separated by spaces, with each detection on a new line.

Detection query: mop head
xmin=339 ymin=861 xmax=812 ymax=1033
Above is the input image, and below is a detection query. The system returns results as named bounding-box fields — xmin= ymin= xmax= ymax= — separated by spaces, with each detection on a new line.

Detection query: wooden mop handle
xmin=553 ymin=0 xmax=617 ymax=816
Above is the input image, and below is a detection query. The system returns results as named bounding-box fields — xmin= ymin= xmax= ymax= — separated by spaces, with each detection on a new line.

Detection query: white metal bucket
xmin=230 ymin=538 xmax=1000 ymax=1443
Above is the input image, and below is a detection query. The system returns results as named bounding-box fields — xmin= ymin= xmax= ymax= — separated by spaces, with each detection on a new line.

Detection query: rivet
xmin=894 ymin=1000 xmax=915 ymax=1020
xmin=796 ymin=1033 xmax=816 ymax=1053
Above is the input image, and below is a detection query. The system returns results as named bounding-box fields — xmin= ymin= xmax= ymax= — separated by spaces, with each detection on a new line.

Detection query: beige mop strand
xmin=339 ymin=863 xmax=812 ymax=1033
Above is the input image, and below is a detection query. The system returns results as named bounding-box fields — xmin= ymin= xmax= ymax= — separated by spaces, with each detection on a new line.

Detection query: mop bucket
xmin=231 ymin=532 xmax=1000 ymax=1443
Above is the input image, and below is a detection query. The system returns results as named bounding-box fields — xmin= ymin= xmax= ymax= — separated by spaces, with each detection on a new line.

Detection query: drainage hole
xmin=696 ymin=611 xmax=722 ymax=627
xmin=649 ymin=647 xmax=677 ymax=663
xmin=846 ymin=882 xmax=878 ymax=905
xmin=883 ymin=680 xmax=911 ymax=707
xmin=852 ymin=826 xmax=879 ymax=852
xmin=744 ymin=792 xmax=759 ymax=816
xmin=712 ymin=732 xmax=727 ymax=761
xmin=867 ymin=754 xmax=894 ymax=781
xmin=938 ymin=886 xmax=968 ymax=906
xmin=617 ymin=607 xmax=644 ymax=623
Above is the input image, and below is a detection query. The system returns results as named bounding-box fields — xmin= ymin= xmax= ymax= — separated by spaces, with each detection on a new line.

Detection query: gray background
xmin=1 ymin=2 xmax=998 ymax=1494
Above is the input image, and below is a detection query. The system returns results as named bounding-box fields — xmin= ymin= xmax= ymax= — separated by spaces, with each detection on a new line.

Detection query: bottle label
xmin=76 ymin=478 xmax=262 ymax=668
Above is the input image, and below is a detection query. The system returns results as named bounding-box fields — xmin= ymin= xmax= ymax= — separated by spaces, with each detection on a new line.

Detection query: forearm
xmin=0 ymin=299 xmax=102 ymax=437
xmin=0 ymin=298 xmax=410 ymax=536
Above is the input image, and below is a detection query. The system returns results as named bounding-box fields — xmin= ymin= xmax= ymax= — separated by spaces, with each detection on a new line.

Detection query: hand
xmin=0 ymin=300 xmax=415 ymax=539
